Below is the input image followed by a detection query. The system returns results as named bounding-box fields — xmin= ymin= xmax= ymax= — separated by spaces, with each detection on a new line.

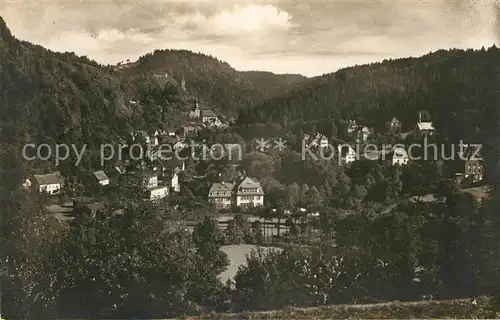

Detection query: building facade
xmin=208 ymin=182 xmax=235 ymax=209
xmin=235 ymin=177 xmax=265 ymax=208
xmin=34 ymin=172 xmax=64 ymax=195
xmin=208 ymin=177 xmax=265 ymax=210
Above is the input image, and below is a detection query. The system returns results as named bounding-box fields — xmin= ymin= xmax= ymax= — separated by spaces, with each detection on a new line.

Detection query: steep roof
xmin=93 ymin=170 xmax=109 ymax=181
xmin=236 ymin=177 xmax=264 ymax=195
xmin=34 ymin=172 xmax=63 ymax=185
xmin=201 ymin=109 xmax=216 ymax=117
xmin=209 ymin=182 xmax=235 ymax=195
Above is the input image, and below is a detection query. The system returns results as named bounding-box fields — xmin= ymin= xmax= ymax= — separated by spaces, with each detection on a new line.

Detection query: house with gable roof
xmin=34 ymin=172 xmax=64 ymax=195
xmin=235 ymin=177 xmax=265 ymax=208
xmin=93 ymin=170 xmax=110 ymax=186
xmin=208 ymin=182 xmax=235 ymax=210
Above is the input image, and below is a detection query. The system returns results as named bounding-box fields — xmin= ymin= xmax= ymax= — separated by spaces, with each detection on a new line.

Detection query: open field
xmin=182 ymin=296 xmax=499 ymax=319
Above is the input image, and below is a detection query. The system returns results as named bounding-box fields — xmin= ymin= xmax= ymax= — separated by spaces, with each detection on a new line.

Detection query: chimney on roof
xmin=418 ymin=111 xmax=422 ymax=123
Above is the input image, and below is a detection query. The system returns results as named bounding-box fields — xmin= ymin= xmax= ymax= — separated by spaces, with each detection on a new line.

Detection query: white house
xmin=391 ymin=147 xmax=409 ymax=166
xmin=235 ymin=177 xmax=265 ymax=207
xmin=338 ymin=145 xmax=357 ymax=165
xmin=144 ymin=175 xmax=158 ymax=189
xmin=149 ymin=186 xmax=169 ymax=200
xmin=416 ymin=112 xmax=435 ymax=135
xmin=93 ymin=170 xmax=110 ymax=186
xmin=201 ymin=109 xmax=218 ymax=123
xmin=34 ymin=172 xmax=64 ymax=195
xmin=170 ymin=162 xmax=185 ymax=192
xmin=171 ymin=172 xmax=180 ymax=192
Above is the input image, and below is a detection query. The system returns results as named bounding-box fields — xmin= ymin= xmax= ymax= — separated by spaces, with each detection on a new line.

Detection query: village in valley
xmin=25 ymin=76 xmax=486 ymax=240
xmin=4 ymin=9 xmax=500 ymax=317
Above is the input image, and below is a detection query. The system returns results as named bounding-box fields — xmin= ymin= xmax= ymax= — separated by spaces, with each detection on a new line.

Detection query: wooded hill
xmin=1 ymin=15 xmax=309 ymax=146
xmin=116 ymin=50 xmax=308 ymax=118
xmin=237 ymin=47 xmax=500 ymax=146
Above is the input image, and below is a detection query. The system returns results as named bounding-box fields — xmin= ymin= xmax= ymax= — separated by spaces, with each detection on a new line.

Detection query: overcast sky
xmin=1 ymin=0 xmax=499 ymax=76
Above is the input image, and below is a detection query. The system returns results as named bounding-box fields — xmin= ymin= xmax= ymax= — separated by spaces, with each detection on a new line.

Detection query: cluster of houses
xmin=346 ymin=120 xmax=374 ymax=141
xmin=23 ymin=107 xmax=483 ymax=217
xmin=299 ymin=111 xmax=483 ymax=184
xmin=27 ymin=156 xmax=185 ymax=202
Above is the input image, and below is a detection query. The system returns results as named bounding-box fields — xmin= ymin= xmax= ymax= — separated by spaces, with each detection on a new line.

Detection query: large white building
xmin=34 ymin=172 xmax=64 ymax=195
xmin=235 ymin=177 xmax=265 ymax=208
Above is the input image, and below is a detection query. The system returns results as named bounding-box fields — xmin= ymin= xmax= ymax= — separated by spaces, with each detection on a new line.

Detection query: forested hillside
xmin=1 ymin=17 xmax=127 ymax=145
xmin=0 ymin=17 xmax=191 ymax=176
xmin=238 ymin=47 xmax=500 ymax=144
xmin=240 ymin=71 xmax=307 ymax=97
xmin=117 ymin=50 xmax=306 ymax=117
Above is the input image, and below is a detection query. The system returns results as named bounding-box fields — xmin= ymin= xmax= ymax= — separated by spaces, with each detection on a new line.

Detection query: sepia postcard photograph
xmin=1 ymin=0 xmax=500 ymax=319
